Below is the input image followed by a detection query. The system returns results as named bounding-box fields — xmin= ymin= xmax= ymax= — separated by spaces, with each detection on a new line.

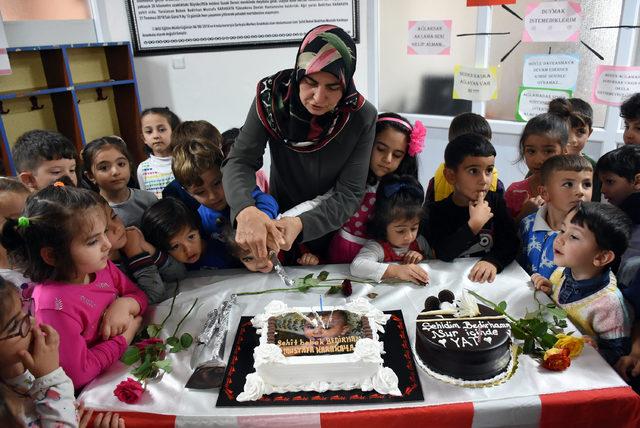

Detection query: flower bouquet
xmin=468 ymin=290 xmax=584 ymax=371
xmin=113 ymin=294 xmax=198 ymax=403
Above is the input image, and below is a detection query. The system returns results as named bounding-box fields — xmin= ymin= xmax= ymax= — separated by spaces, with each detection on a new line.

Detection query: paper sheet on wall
xmin=522 ymin=54 xmax=579 ymax=90
xmin=467 ymin=0 xmax=515 ymax=6
xmin=0 ymin=12 xmax=10 ymax=75
xmin=515 ymin=87 xmax=572 ymax=122
xmin=591 ymin=65 xmax=640 ymax=107
xmin=452 ymin=65 xmax=498 ymax=101
xmin=407 ymin=20 xmax=451 ymax=55
xmin=523 ymin=1 xmax=582 ymax=43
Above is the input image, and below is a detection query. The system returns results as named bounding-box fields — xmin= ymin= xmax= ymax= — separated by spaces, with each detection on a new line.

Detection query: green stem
xmin=172 ymin=298 xmax=198 ymax=338
xmin=236 ymin=284 xmax=334 ymax=296
xmin=156 ymin=282 xmax=179 ymax=337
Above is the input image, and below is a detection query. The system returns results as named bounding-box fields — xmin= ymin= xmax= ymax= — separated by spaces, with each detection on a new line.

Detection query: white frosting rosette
xmin=344 ymin=297 xmax=390 ymax=331
xmin=237 ymin=373 xmax=266 ymax=402
xmin=353 ymin=338 xmax=384 ymax=363
xmin=372 ymin=367 xmax=401 ymax=396
xmin=253 ymin=343 xmax=285 ymax=367
xmin=251 ymin=300 xmax=289 ymax=327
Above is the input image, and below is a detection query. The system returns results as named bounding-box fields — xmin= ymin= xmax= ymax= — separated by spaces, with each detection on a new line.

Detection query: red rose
xmin=341 ymin=279 xmax=352 ymax=297
xmin=135 ymin=337 xmax=164 ymax=351
xmin=542 ymin=347 xmax=571 ymax=371
xmin=114 ymin=378 xmax=144 ymax=404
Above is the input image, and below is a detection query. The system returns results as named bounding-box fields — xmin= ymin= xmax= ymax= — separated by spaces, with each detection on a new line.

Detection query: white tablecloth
xmin=78 ymin=259 xmax=630 ymax=424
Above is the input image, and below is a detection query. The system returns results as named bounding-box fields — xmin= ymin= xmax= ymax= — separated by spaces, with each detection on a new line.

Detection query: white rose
xmin=372 ymin=367 xmax=401 ymax=396
xmin=345 ymin=297 xmax=372 ymax=314
xmin=254 ymin=343 xmax=285 ymax=366
xmin=237 ymin=373 xmax=266 ymax=402
xmin=264 ymin=300 xmax=288 ymax=315
xmin=353 ymin=338 xmax=383 ymax=363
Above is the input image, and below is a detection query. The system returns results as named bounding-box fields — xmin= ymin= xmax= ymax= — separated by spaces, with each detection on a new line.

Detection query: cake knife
xmin=270 ymin=250 xmax=295 ymax=287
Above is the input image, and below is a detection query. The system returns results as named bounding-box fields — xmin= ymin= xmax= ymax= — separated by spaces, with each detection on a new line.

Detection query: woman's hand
xmin=18 ymin=323 xmax=60 ymax=378
xmin=101 ymin=297 xmax=140 ymax=340
xmin=236 ymin=207 xmax=284 ymax=259
xmin=274 ymin=216 xmax=303 ymax=251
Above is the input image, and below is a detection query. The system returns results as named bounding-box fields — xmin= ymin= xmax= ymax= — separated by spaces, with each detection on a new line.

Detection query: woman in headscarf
xmin=222 ymin=25 xmax=377 ymax=259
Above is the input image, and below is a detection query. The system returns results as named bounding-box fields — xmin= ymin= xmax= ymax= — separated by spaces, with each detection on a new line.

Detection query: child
xmin=532 ymin=202 xmax=633 ymax=367
xmin=0 ymin=183 xmax=147 ymax=389
xmin=548 ymin=97 xmax=601 ymax=201
xmin=171 ymin=135 xmax=278 ymax=267
xmin=141 ymin=197 xmax=232 ymax=270
xmin=519 ymin=155 xmax=593 ymax=278
xmin=596 ymin=144 xmax=640 ymax=271
xmin=621 ymin=93 xmax=640 ymax=145
xmin=221 ymin=127 xmax=270 ymax=193
xmin=426 ymin=112 xmax=503 ymax=203
xmin=100 ymin=200 xmax=186 ymax=304
xmin=162 ymin=120 xmax=220 ymax=212
xmin=426 ymin=134 xmax=519 ymax=283
xmin=0 ymin=178 xmax=30 ymax=286
xmin=83 ymin=136 xmax=158 ymax=227
xmin=351 ymin=174 xmax=431 ymax=284
xmin=12 ymin=130 xmax=78 ymax=191
xmin=0 ymin=276 xmax=77 ymax=427
xmin=505 ymin=113 xmax=568 ymax=220
xmin=138 ymin=107 xmax=181 ymax=198
xmin=329 ymin=112 xmax=424 ymax=264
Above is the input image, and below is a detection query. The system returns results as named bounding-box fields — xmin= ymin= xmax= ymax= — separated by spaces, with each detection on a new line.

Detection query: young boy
xmin=621 ymin=93 xmax=640 ymax=146
xmin=596 ymin=144 xmax=640 ymax=271
xmin=12 ymin=130 xmax=78 ymax=191
xmin=532 ymin=202 xmax=633 ymax=367
xmin=426 ymin=113 xmax=503 ymax=203
xmin=171 ymin=135 xmax=278 ymax=268
xmin=425 ymin=134 xmax=519 ymax=283
xmin=519 ymin=155 xmax=593 ymax=278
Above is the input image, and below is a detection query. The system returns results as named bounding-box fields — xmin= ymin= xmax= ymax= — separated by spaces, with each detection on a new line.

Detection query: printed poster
xmin=0 ymin=12 xmax=10 ymax=75
xmin=522 ymin=53 xmax=579 ymax=90
xmin=407 ymin=20 xmax=451 ymax=56
xmin=591 ymin=65 xmax=640 ymax=107
xmin=515 ymin=86 xmax=572 ymax=122
xmin=523 ymin=1 xmax=582 ymax=43
xmin=467 ymin=0 xmax=516 ymax=5
xmin=453 ymin=65 xmax=498 ymax=101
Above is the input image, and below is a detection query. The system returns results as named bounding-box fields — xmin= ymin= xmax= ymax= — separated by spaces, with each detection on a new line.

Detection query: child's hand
xmin=402 ymin=250 xmax=423 ymax=265
xmin=297 ymin=252 xmax=319 ymax=266
xmin=78 ymin=402 xmax=126 ymax=428
xmin=531 ymin=273 xmax=552 ymax=294
xmin=520 ymin=195 xmax=544 ymax=218
xmin=121 ymin=316 xmax=143 ymax=345
xmin=468 ymin=260 xmax=497 ymax=283
xmin=122 ymin=227 xmax=145 ymax=257
xmin=101 ymin=297 xmax=140 ymax=340
xmin=18 ymin=323 xmax=60 ymax=378
xmin=387 ymin=264 xmax=429 ymax=285
xmin=615 ymin=354 xmax=640 ymax=381
xmin=468 ymin=193 xmax=493 ymax=234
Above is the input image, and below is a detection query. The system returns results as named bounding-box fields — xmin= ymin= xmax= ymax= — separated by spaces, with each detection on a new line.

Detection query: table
xmin=79 ymin=259 xmax=640 ymax=428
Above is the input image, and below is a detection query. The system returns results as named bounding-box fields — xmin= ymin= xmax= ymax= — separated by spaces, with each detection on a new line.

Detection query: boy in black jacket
xmin=425 ymin=134 xmax=519 ymax=283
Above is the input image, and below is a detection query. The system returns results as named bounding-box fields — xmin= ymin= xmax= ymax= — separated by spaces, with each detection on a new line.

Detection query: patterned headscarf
xmin=255 ymin=25 xmax=365 ymax=153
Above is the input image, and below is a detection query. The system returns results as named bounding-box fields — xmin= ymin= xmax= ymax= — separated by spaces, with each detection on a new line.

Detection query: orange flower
xmin=542 ymin=347 xmax=571 ymax=371
xmin=554 ymin=334 xmax=584 ymax=358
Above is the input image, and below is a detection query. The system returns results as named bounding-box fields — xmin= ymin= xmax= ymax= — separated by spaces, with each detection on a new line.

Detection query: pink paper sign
xmin=592 ymin=65 xmax=640 ymax=107
xmin=407 ymin=20 xmax=451 ymax=56
xmin=523 ymin=1 xmax=582 ymax=43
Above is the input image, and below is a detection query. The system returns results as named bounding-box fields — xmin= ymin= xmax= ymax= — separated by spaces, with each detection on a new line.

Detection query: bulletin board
xmin=127 ymin=0 xmax=359 ymax=56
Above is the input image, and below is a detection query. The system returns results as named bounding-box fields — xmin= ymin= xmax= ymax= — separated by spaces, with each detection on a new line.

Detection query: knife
xmin=270 ymin=250 xmax=295 ymax=287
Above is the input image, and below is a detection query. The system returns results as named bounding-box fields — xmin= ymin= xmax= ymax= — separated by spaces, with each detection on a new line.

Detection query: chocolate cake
xmin=415 ymin=298 xmax=511 ymax=381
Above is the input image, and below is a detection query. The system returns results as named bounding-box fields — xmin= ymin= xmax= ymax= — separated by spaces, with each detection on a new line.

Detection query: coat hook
xmin=0 ymin=101 xmax=8 ymax=115
xmin=96 ymin=88 xmax=108 ymax=101
xmin=29 ymin=96 xmax=44 ymax=111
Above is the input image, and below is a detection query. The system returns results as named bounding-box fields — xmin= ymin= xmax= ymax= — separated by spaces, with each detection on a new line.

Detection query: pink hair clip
xmin=408 ymin=120 xmax=426 ymax=157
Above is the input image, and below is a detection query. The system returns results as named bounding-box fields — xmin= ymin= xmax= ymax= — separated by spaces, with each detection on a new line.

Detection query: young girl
xmin=0 ymin=183 xmax=148 ymax=389
xmin=99 ymin=199 xmax=186 ymax=304
xmin=0 ymin=178 xmax=30 ymax=287
xmin=350 ymin=174 xmax=431 ymax=284
xmin=137 ymin=107 xmax=181 ymax=198
xmin=141 ymin=198 xmax=237 ymax=270
xmin=505 ymin=113 xmax=568 ymax=221
xmin=328 ymin=113 xmax=425 ymax=264
xmin=83 ymin=136 xmax=158 ymax=227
